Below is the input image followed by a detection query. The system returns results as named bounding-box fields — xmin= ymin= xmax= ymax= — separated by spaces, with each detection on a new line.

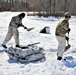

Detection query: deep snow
xmin=0 ymin=12 xmax=76 ymax=75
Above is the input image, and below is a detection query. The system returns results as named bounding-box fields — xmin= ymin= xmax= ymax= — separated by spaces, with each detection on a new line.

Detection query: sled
xmin=8 ymin=46 xmax=43 ymax=57
xmin=19 ymin=53 xmax=45 ymax=62
xmin=7 ymin=46 xmax=45 ymax=63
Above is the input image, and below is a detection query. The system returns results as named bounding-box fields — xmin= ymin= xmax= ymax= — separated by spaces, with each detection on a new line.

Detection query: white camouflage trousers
xmin=2 ymin=26 xmax=19 ymax=45
xmin=56 ymin=36 xmax=66 ymax=57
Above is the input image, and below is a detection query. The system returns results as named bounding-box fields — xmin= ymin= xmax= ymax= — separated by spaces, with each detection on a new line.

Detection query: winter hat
xmin=19 ymin=13 xmax=25 ymax=18
xmin=64 ymin=12 xmax=71 ymax=18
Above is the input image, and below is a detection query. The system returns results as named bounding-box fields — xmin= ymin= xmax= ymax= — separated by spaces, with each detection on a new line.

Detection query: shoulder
xmin=12 ymin=16 xmax=16 ymax=19
xmin=12 ymin=16 xmax=19 ymax=18
xmin=12 ymin=16 xmax=20 ymax=20
xmin=62 ymin=19 xmax=68 ymax=23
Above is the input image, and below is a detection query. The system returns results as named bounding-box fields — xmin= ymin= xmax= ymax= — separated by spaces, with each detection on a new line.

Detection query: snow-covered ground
xmin=0 ymin=12 xmax=76 ymax=75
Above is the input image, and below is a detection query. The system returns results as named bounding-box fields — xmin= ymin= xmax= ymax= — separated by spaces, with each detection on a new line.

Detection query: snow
xmin=0 ymin=12 xmax=76 ymax=75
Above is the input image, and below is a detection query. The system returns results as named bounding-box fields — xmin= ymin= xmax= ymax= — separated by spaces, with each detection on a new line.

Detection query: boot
xmin=2 ymin=44 xmax=7 ymax=48
xmin=57 ymin=57 xmax=62 ymax=60
xmin=16 ymin=45 xmax=21 ymax=48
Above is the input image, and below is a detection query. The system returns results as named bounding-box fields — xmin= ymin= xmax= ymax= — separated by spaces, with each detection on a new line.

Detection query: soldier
xmin=2 ymin=13 xmax=28 ymax=48
xmin=55 ymin=12 xmax=71 ymax=60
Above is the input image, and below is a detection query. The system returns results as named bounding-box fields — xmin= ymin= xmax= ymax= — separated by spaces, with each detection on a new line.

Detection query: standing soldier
xmin=55 ymin=12 xmax=71 ymax=60
xmin=2 ymin=13 xmax=28 ymax=48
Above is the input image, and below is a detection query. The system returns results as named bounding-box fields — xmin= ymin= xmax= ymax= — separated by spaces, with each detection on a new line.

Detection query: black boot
xmin=2 ymin=44 xmax=7 ymax=48
xmin=16 ymin=45 xmax=21 ymax=48
xmin=57 ymin=57 xmax=62 ymax=60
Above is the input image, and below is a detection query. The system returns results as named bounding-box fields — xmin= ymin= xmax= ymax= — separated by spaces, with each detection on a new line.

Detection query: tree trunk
xmin=49 ymin=0 xmax=51 ymax=14
xmin=53 ymin=0 xmax=56 ymax=14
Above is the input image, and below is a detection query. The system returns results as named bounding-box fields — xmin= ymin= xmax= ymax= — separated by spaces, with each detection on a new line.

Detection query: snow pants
xmin=2 ymin=26 xmax=19 ymax=45
xmin=56 ymin=36 xmax=66 ymax=57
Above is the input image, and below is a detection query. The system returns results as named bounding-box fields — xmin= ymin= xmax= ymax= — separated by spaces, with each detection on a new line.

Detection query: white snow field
xmin=0 ymin=12 xmax=76 ymax=75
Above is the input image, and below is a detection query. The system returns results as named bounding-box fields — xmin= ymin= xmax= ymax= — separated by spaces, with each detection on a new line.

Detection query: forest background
xmin=0 ymin=0 xmax=76 ymax=16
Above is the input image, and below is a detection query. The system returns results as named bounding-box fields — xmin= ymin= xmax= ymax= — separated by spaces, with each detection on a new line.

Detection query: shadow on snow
xmin=63 ymin=56 xmax=76 ymax=68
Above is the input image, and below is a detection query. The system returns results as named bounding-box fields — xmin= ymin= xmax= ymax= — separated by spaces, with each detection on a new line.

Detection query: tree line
xmin=32 ymin=0 xmax=76 ymax=16
xmin=0 ymin=0 xmax=27 ymax=11
xmin=0 ymin=0 xmax=76 ymax=16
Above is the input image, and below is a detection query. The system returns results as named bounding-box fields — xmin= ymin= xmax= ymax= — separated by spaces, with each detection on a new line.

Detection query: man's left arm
xmin=20 ymin=24 xmax=27 ymax=29
xmin=61 ymin=21 xmax=70 ymax=33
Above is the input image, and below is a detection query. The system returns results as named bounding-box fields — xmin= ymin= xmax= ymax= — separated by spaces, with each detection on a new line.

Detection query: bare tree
xmin=53 ymin=0 xmax=56 ymax=14
xmin=49 ymin=0 xmax=52 ymax=14
xmin=0 ymin=0 xmax=76 ymax=15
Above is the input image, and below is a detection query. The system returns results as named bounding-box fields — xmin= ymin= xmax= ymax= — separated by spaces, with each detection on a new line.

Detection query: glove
xmin=68 ymin=28 xmax=71 ymax=32
xmin=24 ymin=26 xmax=27 ymax=29
xmin=65 ymin=36 xmax=69 ymax=41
